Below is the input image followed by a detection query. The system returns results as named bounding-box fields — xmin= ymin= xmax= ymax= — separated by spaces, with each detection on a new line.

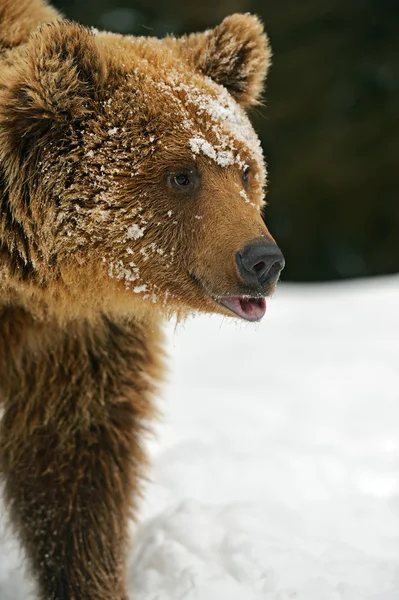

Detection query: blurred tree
xmin=255 ymin=0 xmax=399 ymax=281
xmin=52 ymin=0 xmax=399 ymax=281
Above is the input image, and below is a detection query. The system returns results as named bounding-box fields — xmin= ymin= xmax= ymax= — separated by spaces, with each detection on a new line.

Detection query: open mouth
xmin=190 ymin=273 xmax=267 ymax=322
xmin=218 ymin=296 xmax=266 ymax=322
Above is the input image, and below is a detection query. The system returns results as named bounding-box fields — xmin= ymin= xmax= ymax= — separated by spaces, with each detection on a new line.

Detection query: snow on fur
xmin=157 ymin=77 xmax=264 ymax=176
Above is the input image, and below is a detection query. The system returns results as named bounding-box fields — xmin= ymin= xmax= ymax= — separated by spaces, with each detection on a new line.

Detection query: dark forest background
xmin=52 ymin=0 xmax=399 ymax=282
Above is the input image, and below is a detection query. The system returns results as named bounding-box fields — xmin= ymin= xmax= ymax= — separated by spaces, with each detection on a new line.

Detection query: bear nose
xmin=236 ymin=241 xmax=285 ymax=287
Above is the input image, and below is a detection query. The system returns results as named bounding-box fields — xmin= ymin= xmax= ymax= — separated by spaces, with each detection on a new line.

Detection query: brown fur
xmin=0 ymin=1 xmax=279 ymax=598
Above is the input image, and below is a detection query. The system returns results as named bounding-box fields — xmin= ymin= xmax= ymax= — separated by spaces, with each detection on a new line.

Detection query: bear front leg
xmin=1 ymin=413 xmax=132 ymax=600
xmin=0 ymin=315 xmax=162 ymax=600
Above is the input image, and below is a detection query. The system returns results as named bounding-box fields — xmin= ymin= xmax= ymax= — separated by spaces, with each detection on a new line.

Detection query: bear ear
xmin=1 ymin=21 xmax=108 ymax=149
xmin=183 ymin=14 xmax=271 ymax=108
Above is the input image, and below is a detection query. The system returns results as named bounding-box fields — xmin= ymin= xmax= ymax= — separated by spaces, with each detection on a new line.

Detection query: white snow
xmin=108 ymin=260 xmax=140 ymax=284
xmin=133 ymin=284 xmax=147 ymax=294
xmin=190 ymin=136 xmax=235 ymax=167
xmin=173 ymin=81 xmax=264 ymax=170
xmin=1 ymin=276 xmax=398 ymax=599
xmin=156 ymin=76 xmax=264 ymax=187
xmin=126 ymin=223 xmax=145 ymax=240
xmin=240 ymin=188 xmax=250 ymax=203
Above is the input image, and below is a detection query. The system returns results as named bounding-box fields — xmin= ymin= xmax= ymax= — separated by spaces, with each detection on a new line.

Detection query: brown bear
xmin=0 ymin=0 xmax=284 ymax=598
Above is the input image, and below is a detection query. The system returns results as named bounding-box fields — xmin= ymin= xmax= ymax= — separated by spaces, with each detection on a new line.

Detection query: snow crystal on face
xmin=133 ymin=284 xmax=147 ymax=294
xmin=108 ymin=127 xmax=119 ymax=136
xmin=108 ymin=260 xmax=139 ymax=285
xmin=143 ymin=292 xmax=158 ymax=303
xmin=239 ymin=189 xmax=257 ymax=209
xmin=190 ymin=138 xmax=234 ymax=168
xmin=126 ymin=224 xmax=145 ymax=240
xmin=239 ymin=189 xmax=249 ymax=203
xmin=235 ymin=153 xmax=248 ymax=170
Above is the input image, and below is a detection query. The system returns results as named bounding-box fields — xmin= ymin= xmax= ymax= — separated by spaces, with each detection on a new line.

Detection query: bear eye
xmin=168 ymin=169 xmax=198 ymax=192
xmin=173 ymin=173 xmax=190 ymax=186
xmin=242 ymin=166 xmax=250 ymax=185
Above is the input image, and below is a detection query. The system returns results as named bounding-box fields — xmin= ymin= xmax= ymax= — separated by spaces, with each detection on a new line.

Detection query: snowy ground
xmin=1 ymin=277 xmax=398 ymax=599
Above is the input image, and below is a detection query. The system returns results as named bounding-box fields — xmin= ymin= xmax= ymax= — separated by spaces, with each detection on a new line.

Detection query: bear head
xmin=0 ymin=14 xmax=284 ymax=322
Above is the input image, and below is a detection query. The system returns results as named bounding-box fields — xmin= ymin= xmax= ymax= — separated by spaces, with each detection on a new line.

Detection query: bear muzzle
xmin=236 ymin=240 xmax=285 ymax=288
xmin=191 ymin=240 xmax=284 ymax=322
xmin=215 ymin=241 xmax=285 ymax=322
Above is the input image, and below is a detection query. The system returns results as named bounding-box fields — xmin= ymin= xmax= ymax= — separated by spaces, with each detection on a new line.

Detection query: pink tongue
xmin=220 ymin=297 xmax=267 ymax=321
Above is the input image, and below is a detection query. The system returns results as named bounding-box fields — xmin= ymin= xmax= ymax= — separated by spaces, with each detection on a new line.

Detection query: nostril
xmin=253 ymin=260 xmax=267 ymax=276
xmin=267 ymin=260 xmax=283 ymax=281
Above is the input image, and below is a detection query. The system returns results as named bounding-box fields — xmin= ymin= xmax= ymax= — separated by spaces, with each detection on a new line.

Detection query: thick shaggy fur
xmin=0 ymin=0 xmax=278 ymax=598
